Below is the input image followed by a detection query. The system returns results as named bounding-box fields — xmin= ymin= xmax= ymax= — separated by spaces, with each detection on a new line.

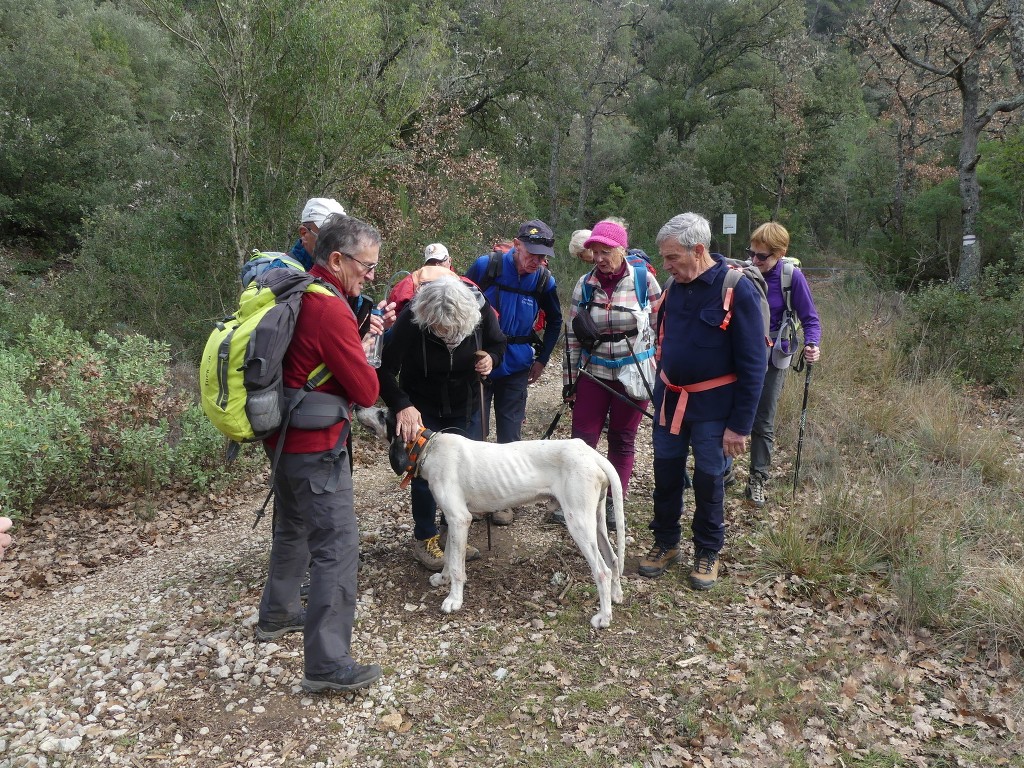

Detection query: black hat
xmin=516 ymin=219 xmax=555 ymax=257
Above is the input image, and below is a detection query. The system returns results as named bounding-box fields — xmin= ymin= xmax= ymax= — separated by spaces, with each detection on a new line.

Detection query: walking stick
xmin=577 ymin=368 xmax=655 ymax=420
xmin=792 ymin=361 xmax=814 ymax=500
xmin=543 ymin=324 xmax=579 ymax=440
xmin=473 ymin=349 xmax=493 ymax=549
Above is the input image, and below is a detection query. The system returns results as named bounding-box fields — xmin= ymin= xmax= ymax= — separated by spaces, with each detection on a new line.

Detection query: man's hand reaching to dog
xmin=396 ymin=406 xmax=424 ymax=443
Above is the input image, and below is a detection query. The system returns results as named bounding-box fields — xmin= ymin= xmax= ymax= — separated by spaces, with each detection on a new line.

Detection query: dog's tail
xmin=596 ymin=453 xmax=625 ymax=576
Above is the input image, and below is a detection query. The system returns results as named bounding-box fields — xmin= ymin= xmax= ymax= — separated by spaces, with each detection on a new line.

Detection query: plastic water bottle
xmin=366 ymin=308 xmax=384 ymax=368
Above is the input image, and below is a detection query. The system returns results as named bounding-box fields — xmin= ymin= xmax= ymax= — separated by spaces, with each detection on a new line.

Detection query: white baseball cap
xmin=423 ymin=243 xmax=450 ymax=263
xmin=300 ymin=198 xmax=346 ymax=228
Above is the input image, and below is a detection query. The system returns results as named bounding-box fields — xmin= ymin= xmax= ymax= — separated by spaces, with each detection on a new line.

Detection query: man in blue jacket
xmin=638 ymin=213 xmax=767 ymax=590
xmin=465 ymin=219 xmax=562 ymax=524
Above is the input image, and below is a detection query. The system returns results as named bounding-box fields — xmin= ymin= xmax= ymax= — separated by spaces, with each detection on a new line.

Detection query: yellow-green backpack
xmin=199 ymin=266 xmax=341 ymax=443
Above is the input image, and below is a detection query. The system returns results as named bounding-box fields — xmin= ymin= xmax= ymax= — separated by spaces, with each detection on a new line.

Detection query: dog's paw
xmin=590 ymin=612 xmax=612 ymax=629
xmin=612 ymin=585 xmax=624 ymax=604
xmin=440 ymin=596 xmax=463 ymax=614
xmin=429 ymin=573 xmax=449 ymax=587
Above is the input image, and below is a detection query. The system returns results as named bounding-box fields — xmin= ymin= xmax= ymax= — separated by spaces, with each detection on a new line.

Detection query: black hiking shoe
xmin=605 ymin=496 xmax=617 ymax=531
xmin=302 ymin=663 xmax=382 ymax=693
xmin=255 ymin=611 xmax=305 ymax=642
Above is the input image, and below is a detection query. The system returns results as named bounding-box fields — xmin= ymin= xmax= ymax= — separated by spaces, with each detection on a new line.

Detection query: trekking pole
xmin=577 ymin=368 xmax=655 ymax=421
xmin=543 ymin=324 xmax=579 ymax=440
xmin=792 ymin=359 xmax=814 ymax=500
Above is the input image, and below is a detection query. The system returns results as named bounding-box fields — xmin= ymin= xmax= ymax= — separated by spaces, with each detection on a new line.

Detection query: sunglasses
xmin=521 ymin=234 xmax=555 ymax=248
xmin=744 ymin=247 xmax=772 ymax=261
xmin=343 ymin=252 xmax=378 ymax=274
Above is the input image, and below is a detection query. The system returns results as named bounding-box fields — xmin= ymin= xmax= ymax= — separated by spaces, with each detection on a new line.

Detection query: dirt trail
xmin=2 ymin=359 xmax=1021 ymax=768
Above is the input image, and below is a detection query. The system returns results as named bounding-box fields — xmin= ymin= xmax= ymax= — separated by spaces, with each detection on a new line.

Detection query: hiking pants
xmin=410 ymin=412 xmax=476 ymax=541
xmin=469 ymin=368 xmax=530 ymax=443
xmin=750 ymin=364 xmax=787 ymax=481
xmin=570 ymin=374 xmax=647 ymax=497
xmin=259 ymin=448 xmax=359 ymax=675
xmin=649 ymin=420 xmax=727 ymax=553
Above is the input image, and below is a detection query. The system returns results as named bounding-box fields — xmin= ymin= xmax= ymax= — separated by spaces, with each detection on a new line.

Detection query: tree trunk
xmin=955 ymin=61 xmax=982 ymax=291
xmin=548 ymin=121 xmax=562 ymax=226
xmin=576 ymin=110 xmax=596 ymax=224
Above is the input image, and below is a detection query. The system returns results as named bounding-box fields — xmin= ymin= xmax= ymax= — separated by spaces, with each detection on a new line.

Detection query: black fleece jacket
xmin=377 ymin=303 xmax=506 ymax=421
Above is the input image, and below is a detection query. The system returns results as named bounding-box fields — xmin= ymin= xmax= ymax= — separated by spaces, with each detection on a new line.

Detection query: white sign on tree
xmin=722 ymin=214 xmax=737 ymax=234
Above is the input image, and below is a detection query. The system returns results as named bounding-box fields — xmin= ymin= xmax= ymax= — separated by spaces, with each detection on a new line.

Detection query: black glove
xmin=562 ymin=383 xmax=574 ymax=402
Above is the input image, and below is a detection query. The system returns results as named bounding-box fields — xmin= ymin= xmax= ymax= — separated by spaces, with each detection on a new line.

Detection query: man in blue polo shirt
xmin=465 ymin=219 xmax=562 ymax=525
xmin=638 ymin=212 xmax=767 ymax=590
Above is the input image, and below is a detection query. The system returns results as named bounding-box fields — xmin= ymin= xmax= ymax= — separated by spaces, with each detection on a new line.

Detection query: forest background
xmin=2 ymin=0 xmax=1024 ymax=653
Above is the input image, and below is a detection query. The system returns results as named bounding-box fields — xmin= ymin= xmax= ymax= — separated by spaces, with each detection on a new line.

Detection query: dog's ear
xmin=388 ymin=436 xmax=408 ymax=475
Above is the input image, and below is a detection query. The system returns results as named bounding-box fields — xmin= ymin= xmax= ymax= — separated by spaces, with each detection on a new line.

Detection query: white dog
xmin=354 ymin=407 xmax=626 ymax=628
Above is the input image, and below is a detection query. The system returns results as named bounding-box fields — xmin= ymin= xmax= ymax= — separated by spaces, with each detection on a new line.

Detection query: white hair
xmin=656 ymin=213 xmax=711 ymax=249
xmin=411 ymin=276 xmax=481 ymax=346
xmin=568 ymin=229 xmax=592 ymax=258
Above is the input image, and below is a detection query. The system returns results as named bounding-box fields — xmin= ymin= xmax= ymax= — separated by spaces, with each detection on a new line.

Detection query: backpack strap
xmin=781 ymin=258 xmax=795 ymax=316
xmin=476 ymin=250 xmax=504 ymax=294
xmin=719 ymin=266 xmax=744 ymax=330
xmin=578 ymin=264 xmax=648 ymax=313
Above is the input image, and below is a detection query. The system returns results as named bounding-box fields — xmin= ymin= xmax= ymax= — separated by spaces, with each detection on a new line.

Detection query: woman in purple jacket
xmin=744 ymin=222 xmax=821 ymax=508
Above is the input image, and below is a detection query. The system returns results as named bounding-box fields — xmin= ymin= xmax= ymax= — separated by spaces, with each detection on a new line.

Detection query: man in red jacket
xmin=256 ymin=213 xmax=383 ymax=693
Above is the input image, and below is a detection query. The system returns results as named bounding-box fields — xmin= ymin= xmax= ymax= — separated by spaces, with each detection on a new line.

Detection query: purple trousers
xmin=570 ymin=374 xmax=647 ymax=496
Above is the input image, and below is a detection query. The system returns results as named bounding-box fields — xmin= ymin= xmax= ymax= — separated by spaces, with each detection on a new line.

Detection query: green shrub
xmin=0 ymin=315 xmax=230 ymax=517
xmin=903 ymin=265 xmax=1024 ymax=393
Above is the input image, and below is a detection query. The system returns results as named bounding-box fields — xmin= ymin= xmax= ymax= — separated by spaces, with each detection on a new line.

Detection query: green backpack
xmin=199 ymin=267 xmax=343 ymax=443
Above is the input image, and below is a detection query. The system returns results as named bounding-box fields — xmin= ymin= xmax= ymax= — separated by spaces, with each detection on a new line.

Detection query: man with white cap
xmin=290 ymin=198 xmax=346 ymax=269
xmin=386 ymin=242 xmax=477 ymax=317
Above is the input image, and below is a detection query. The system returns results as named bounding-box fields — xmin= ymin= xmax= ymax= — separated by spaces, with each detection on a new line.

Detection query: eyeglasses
xmin=520 ymin=234 xmax=555 ymax=248
xmin=343 ymin=252 xmax=378 ymax=273
xmin=745 ymin=247 xmax=772 ymax=261
xmin=302 ymin=224 xmax=319 ymax=238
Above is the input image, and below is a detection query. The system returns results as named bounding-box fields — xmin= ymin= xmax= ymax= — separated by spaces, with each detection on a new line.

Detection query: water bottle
xmin=366 ymin=308 xmax=384 ymax=368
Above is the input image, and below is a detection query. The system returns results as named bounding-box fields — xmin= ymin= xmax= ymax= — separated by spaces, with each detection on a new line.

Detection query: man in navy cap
xmin=465 ymin=220 xmax=562 ymax=524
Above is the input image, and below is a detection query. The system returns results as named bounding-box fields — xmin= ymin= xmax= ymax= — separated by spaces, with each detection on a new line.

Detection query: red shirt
xmin=266 ymin=264 xmax=380 ymax=453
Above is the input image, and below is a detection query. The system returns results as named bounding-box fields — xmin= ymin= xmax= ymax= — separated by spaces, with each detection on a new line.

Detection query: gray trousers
xmin=259 ymin=449 xmax=358 ymax=675
xmin=750 ymin=364 xmax=788 ymax=481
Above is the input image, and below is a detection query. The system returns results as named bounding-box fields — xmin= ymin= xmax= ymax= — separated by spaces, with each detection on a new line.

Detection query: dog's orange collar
xmin=399 ymin=428 xmax=434 ymax=489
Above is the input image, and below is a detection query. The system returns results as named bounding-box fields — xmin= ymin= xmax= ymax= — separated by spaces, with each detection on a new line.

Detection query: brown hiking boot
xmin=413 ymin=534 xmax=480 ymax=572
xmin=637 ymin=543 xmax=680 ymax=578
xmin=689 ymin=549 xmax=720 ymax=590
xmin=491 ymin=508 xmax=515 ymax=526
xmin=412 ymin=534 xmax=445 ymax=571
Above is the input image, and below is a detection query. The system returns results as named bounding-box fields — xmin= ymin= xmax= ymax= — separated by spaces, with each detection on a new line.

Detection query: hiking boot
xmin=413 ymin=534 xmax=479 ymax=572
xmin=412 ymin=534 xmax=445 ymax=571
xmin=544 ymin=505 xmax=566 ymax=525
xmin=605 ymin=496 xmax=617 ymax=531
xmin=745 ymin=476 xmax=766 ymax=508
xmin=301 ymin=663 xmax=382 ymax=693
xmin=491 ymin=508 xmax=515 ymax=526
xmin=255 ymin=611 xmax=305 ymax=641
xmin=637 ymin=543 xmax=680 ymax=579
xmin=723 ymin=465 xmax=737 ymax=487
xmin=689 ymin=549 xmax=721 ymax=591
xmin=438 ymin=527 xmax=481 ymax=562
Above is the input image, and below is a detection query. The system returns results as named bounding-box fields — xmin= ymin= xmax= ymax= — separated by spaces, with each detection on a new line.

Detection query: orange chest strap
xmin=658 ymin=371 xmax=738 ymax=435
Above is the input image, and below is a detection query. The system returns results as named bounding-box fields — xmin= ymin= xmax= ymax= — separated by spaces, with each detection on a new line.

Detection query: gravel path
xmin=3 ymin=364 xmax=1022 ymax=768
